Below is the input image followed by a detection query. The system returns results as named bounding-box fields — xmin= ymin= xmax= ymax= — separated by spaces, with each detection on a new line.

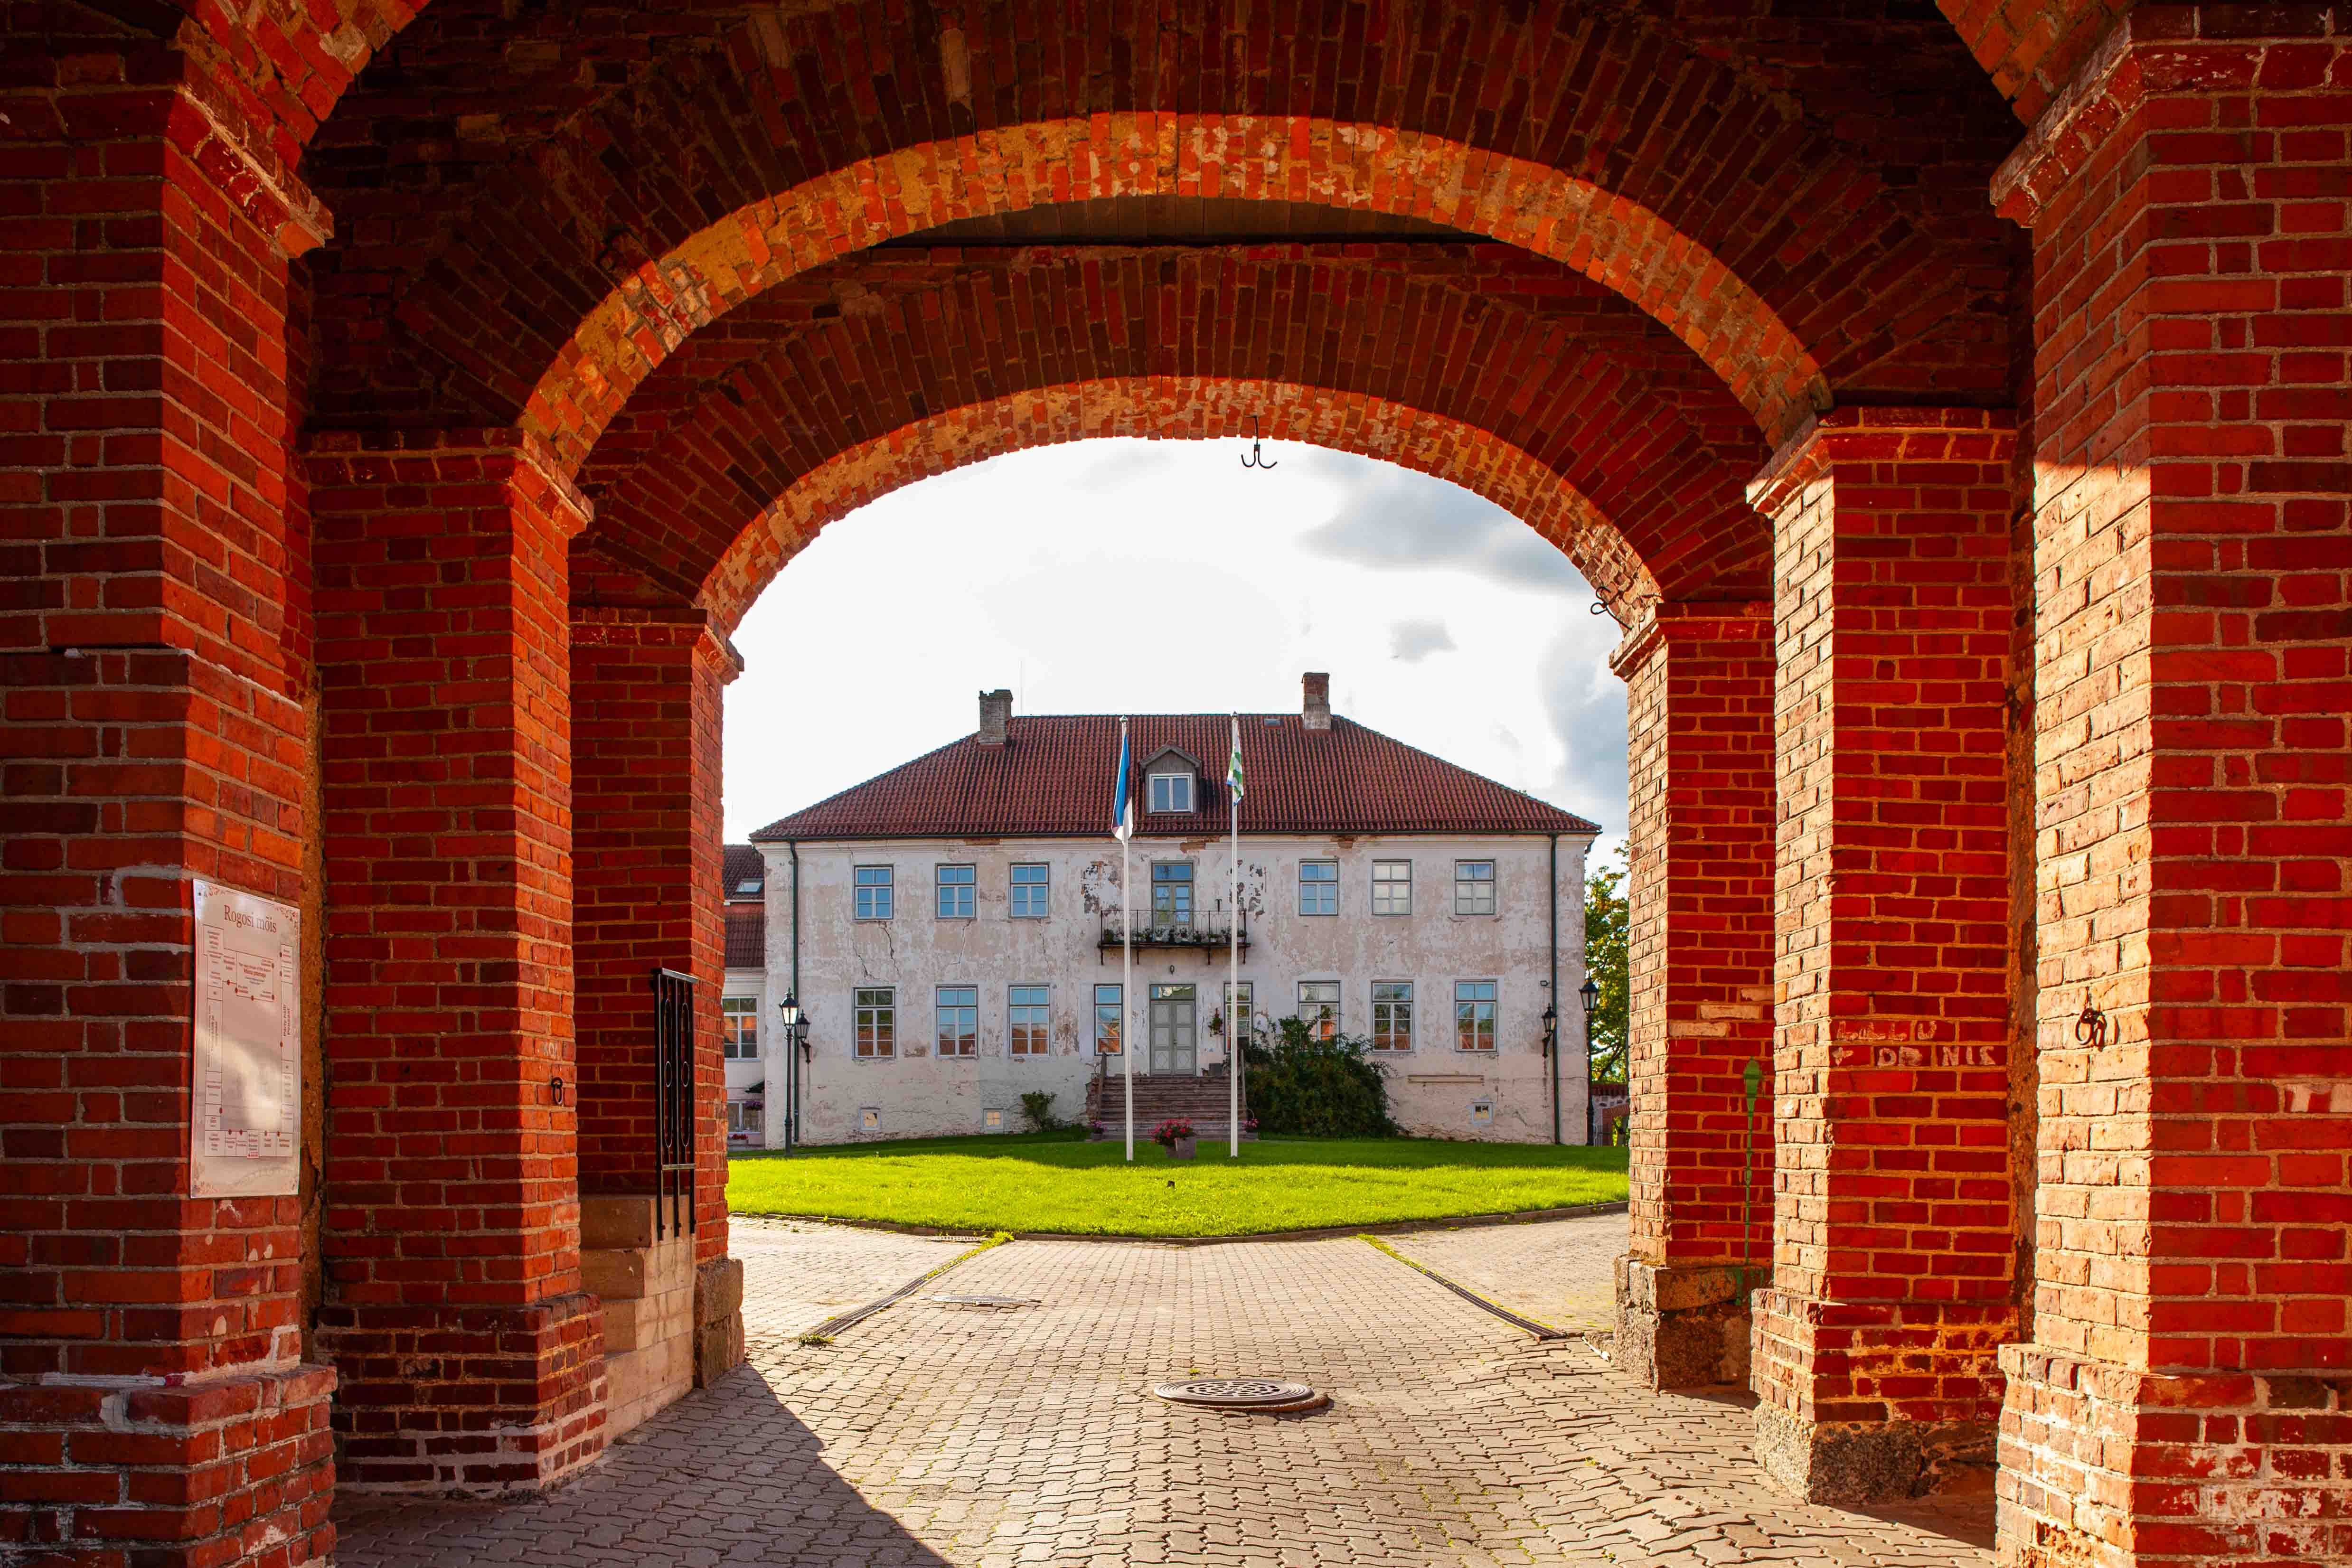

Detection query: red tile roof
xmin=749 ymin=714 xmax=1599 ymax=842
xmin=725 ymin=910 xmax=767 ymax=969
xmin=721 ymin=844 xmax=765 ymax=902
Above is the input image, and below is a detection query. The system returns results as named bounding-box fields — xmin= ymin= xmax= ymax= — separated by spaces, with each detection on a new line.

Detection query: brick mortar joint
xmin=300 ymin=426 xmax=595 ymax=528
xmin=1991 ymin=6 xmax=2346 ymax=221
xmin=1608 ymin=601 xmax=1774 ymax=677
xmin=1746 ymin=406 xmax=2020 ymax=517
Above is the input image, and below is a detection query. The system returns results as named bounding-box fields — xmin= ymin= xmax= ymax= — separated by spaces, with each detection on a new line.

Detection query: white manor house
xmin=725 ymin=676 xmax=1599 ymax=1147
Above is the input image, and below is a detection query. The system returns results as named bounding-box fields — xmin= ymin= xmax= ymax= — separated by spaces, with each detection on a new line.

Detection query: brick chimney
xmin=978 ymin=688 xmax=1012 ymax=745
xmin=1302 ymin=671 xmax=1331 ymax=731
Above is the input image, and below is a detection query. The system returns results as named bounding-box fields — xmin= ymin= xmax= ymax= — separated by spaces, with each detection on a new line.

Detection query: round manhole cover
xmin=1151 ymin=1378 xmax=1326 ymax=1413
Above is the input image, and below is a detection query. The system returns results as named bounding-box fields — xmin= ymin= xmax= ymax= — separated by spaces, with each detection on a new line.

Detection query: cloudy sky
xmin=724 ymin=439 xmax=1630 ymax=864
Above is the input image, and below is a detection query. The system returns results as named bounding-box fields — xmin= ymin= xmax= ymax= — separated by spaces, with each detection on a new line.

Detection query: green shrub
xmin=1242 ymin=1017 xmax=1396 ymax=1138
xmin=1018 ymin=1090 xmax=1060 ymax=1133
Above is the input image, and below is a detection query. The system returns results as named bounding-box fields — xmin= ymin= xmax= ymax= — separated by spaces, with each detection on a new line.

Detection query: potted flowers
xmin=1153 ymin=1118 xmax=1197 ymax=1159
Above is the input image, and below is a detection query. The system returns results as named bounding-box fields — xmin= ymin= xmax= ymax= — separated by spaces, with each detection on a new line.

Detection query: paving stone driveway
xmin=337 ymin=1215 xmax=1991 ymax=1567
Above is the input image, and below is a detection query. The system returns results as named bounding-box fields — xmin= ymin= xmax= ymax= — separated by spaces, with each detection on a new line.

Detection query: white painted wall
xmin=754 ymin=830 xmax=1594 ymax=1146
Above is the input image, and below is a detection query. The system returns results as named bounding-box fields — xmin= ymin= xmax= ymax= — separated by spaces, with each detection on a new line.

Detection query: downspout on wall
xmin=1549 ymin=832 xmax=1561 ymax=1146
xmin=788 ymin=840 xmax=801 ymax=1153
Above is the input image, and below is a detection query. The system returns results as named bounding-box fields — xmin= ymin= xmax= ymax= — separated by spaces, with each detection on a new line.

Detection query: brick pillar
xmin=309 ymin=430 xmax=607 ymax=1493
xmin=0 ymin=41 xmax=338 ymax=1568
xmin=1748 ymin=406 xmax=2022 ymax=1501
xmin=571 ymin=603 xmax=745 ymax=1427
xmin=1609 ymin=604 xmax=1778 ymax=1389
xmin=1992 ymin=14 xmax=2352 ymax=1565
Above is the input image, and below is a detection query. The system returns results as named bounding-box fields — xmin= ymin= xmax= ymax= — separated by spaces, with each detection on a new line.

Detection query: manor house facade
xmin=734 ymin=677 xmax=1599 ymax=1147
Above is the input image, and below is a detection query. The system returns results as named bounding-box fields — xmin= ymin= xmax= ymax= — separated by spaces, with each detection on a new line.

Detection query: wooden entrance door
xmin=1148 ymin=985 xmax=1196 ymax=1075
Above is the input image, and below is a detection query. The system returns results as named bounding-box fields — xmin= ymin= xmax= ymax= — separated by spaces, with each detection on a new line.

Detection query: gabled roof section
xmin=724 ymin=910 xmax=767 ymax=969
xmin=722 ymin=844 xmax=765 ymax=901
xmin=749 ymin=714 xmax=1600 ymax=842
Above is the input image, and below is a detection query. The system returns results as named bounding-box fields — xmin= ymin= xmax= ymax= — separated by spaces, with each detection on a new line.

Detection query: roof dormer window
xmin=1148 ymin=769 xmax=1193 ymax=814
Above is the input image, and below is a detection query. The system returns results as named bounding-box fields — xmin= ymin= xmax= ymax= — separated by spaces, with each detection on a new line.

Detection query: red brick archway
xmin=6 ymin=5 xmax=2346 ymax=1566
xmin=692 ymin=377 xmax=1663 ymax=635
xmin=559 ymin=242 xmax=1770 ymax=626
xmin=522 ymin=116 xmax=1832 ymax=467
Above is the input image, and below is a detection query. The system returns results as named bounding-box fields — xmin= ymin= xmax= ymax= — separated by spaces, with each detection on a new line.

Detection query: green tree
xmin=1583 ymin=847 xmax=1629 ymax=1087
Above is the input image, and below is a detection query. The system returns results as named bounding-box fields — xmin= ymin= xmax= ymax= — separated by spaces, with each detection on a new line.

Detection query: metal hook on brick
xmin=2073 ymin=998 xmax=2107 ymax=1050
xmin=1239 ymin=415 xmax=1279 ymax=470
xmin=550 ymin=1074 xmax=567 ymax=1106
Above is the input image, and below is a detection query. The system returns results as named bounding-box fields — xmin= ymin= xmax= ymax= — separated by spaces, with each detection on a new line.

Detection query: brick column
xmin=571 ymin=603 xmax=745 ymax=1421
xmin=309 ymin=430 xmax=607 ymax=1493
xmin=1609 ymin=603 xmax=1778 ymax=1389
xmin=1993 ymin=13 xmax=2352 ymax=1565
xmin=1748 ymin=406 xmax=2022 ymax=1501
xmin=0 ymin=44 xmax=337 ymax=1568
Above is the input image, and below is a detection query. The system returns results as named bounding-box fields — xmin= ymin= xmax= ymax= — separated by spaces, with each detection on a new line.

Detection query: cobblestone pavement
xmin=1385 ymin=1212 xmax=1623 ymax=1333
xmin=338 ymin=1217 xmax=1992 ymax=1567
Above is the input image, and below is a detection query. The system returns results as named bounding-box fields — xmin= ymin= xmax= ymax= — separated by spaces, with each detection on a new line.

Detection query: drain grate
xmin=928 ymin=1294 xmax=1038 ymax=1308
xmin=1151 ymin=1378 xmax=1327 ymax=1413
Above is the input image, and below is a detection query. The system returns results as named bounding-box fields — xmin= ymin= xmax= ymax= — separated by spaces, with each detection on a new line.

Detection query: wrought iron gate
xmin=650 ymin=967 xmax=698 ymax=1240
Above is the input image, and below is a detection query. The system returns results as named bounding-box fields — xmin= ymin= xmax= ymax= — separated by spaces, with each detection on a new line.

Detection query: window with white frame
xmin=1009 ymin=986 xmax=1050 ymax=1057
xmin=1150 ymin=861 xmax=1194 ymax=924
xmin=1454 ymin=859 xmax=1497 ymax=916
xmin=936 ymin=864 xmax=976 ymax=919
xmin=1094 ymin=983 xmax=1123 ymax=1056
xmin=1009 ymin=863 xmax=1049 ymax=918
xmin=1220 ymin=981 xmax=1253 ymax=1047
xmin=726 ymin=1101 xmax=761 ymax=1135
xmin=855 ymin=988 xmax=895 ymax=1058
xmin=1298 ymin=860 xmax=1337 ymax=916
xmin=1298 ymin=980 xmax=1340 ymax=1041
xmin=1148 ymin=769 xmax=1194 ymax=813
xmin=854 ymin=865 xmax=894 ymax=920
xmin=1371 ymin=981 xmax=1413 ymax=1052
xmin=1455 ymin=980 xmax=1498 ymax=1052
xmin=937 ymin=986 xmax=978 ymax=1057
xmin=721 ymin=995 xmax=759 ymax=1060
xmin=1372 ymin=859 xmax=1412 ymax=916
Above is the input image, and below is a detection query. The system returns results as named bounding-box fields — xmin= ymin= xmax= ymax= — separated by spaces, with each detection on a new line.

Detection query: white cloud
xmin=724 ymin=439 xmax=1628 ymax=859
xmin=1388 ymin=618 xmax=1456 ymax=662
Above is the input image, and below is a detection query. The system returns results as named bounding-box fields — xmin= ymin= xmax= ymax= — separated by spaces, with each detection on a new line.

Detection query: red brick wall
xmin=0 ymin=40 xmax=339 ymax=1566
xmin=1994 ymin=10 xmax=2352 ymax=1562
xmin=570 ymin=605 xmax=734 ymax=1263
xmin=1750 ymin=407 xmax=2022 ymax=1491
xmin=1614 ymin=607 xmax=1778 ymax=1274
xmin=308 ymin=429 xmax=606 ymax=1491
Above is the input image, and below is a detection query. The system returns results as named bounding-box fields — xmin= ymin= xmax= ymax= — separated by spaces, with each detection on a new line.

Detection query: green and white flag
xmin=1227 ymin=716 xmax=1245 ymax=800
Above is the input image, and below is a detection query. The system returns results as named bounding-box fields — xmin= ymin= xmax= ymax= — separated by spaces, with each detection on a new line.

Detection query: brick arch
xmin=301 ymin=0 xmax=2025 ymax=451
xmin=691 ymin=378 xmax=1664 ymax=636
xmin=564 ymin=244 xmax=1768 ymax=619
xmin=524 ymin=116 xmax=1831 ymax=472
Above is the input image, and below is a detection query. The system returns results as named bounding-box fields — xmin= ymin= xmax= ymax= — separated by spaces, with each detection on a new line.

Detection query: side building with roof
xmin=737 ymin=675 xmax=1601 ymax=1148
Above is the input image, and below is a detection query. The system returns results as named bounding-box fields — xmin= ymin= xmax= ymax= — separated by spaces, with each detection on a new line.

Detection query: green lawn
xmin=727 ymin=1132 xmax=1629 ymax=1238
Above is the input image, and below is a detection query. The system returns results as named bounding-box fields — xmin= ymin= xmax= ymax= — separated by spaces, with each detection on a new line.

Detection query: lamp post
xmin=1579 ymin=975 xmax=1601 ymax=1145
xmin=1541 ymin=1004 xmax=1560 ymax=1145
xmin=776 ymin=992 xmax=810 ymax=1152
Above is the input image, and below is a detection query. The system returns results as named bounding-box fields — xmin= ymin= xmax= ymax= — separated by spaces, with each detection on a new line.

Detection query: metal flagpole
xmin=1117 ymin=718 xmax=1135 ymax=1163
xmin=1228 ymin=714 xmax=1242 ymax=1157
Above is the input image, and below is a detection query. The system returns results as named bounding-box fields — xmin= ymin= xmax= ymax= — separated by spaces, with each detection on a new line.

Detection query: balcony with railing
xmin=1097 ymin=903 xmax=1250 ymax=963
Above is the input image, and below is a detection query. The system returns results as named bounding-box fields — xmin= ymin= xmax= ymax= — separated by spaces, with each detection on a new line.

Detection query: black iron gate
xmin=650 ymin=967 xmax=698 ymax=1240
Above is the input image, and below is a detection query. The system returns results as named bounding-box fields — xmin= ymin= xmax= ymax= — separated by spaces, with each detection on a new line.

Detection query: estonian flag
xmin=1112 ymin=720 xmax=1132 ymax=842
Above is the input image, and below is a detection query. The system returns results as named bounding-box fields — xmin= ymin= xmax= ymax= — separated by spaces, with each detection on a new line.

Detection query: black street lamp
xmin=777 ymin=993 xmax=810 ymax=1152
xmin=1579 ymin=976 xmax=1601 ymax=1145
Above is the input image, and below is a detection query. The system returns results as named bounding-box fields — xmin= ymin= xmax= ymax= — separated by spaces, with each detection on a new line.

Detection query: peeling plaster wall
xmin=758 ymin=833 xmax=1592 ymax=1146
